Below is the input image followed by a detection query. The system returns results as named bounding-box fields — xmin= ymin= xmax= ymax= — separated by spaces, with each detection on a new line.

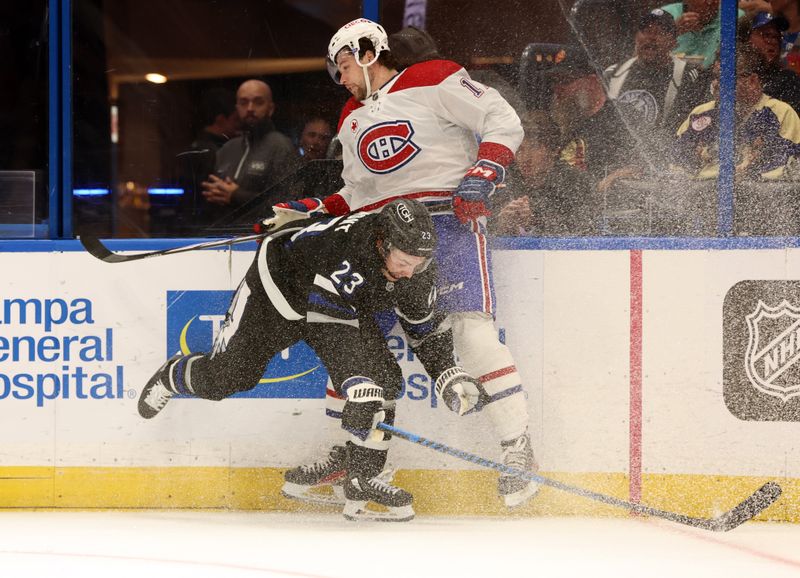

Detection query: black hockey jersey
xmin=261 ymin=212 xmax=439 ymax=340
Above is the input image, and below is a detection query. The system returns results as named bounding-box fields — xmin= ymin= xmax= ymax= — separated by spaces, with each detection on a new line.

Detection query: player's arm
xmin=395 ymin=270 xmax=486 ymax=415
xmin=433 ymin=68 xmax=523 ymax=155
xmin=258 ymin=102 xmax=361 ymax=231
xmin=431 ymin=66 xmax=524 ymax=222
xmin=305 ymin=257 xmax=363 ymax=324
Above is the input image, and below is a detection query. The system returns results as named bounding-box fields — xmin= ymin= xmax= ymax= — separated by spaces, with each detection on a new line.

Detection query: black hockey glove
xmin=435 ymin=366 xmax=486 ymax=416
xmin=341 ymin=378 xmax=386 ymax=441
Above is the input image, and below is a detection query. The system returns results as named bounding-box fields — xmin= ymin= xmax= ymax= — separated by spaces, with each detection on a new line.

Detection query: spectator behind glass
xmin=768 ymin=0 xmax=800 ymax=64
xmin=660 ymin=0 xmax=745 ymax=68
xmin=741 ymin=12 xmax=800 ymax=112
xmin=192 ymin=87 xmax=240 ymax=156
xmin=545 ymin=45 xmax=638 ymax=181
xmin=740 ymin=0 xmax=773 ymax=15
xmin=605 ymin=9 xmax=711 ymax=136
xmin=298 ymin=117 xmax=333 ymax=161
xmin=673 ymin=44 xmax=800 ymax=179
xmin=490 ymin=112 xmax=597 ymax=236
xmin=387 ymin=26 xmax=440 ymax=70
xmin=201 ymin=78 xmax=300 ymax=215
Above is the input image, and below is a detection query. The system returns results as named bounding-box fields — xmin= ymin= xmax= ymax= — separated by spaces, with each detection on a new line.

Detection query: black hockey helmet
xmin=388 ymin=26 xmax=440 ymax=70
xmin=378 ymin=199 xmax=437 ymax=265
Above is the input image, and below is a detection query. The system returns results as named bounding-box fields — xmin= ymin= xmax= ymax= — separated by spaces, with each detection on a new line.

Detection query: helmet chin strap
xmin=357 ymin=52 xmax=380 ymax=99
xmin=362 ymin=66 xmax=373 ymax=100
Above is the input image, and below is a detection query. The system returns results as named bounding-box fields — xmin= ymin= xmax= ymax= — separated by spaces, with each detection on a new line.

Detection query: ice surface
xmin=0 ymin=511 xmax=799 ymax=578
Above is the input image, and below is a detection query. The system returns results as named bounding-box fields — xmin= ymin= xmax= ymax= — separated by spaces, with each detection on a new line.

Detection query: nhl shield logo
xmin=745 ymin=300 xmax=800 ymax=402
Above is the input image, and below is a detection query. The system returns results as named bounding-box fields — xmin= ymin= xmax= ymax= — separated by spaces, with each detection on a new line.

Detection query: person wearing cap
xmin=741 ymin=0 xmax=774 ymax=17
xmin=543 ymin=45 xmax=639 ymax=180
xmin=490 ymin=111 xmax=597 ymax=236
xmin=673 ymin=44 xmax=800 ymax=179
xmin=605 ymin=9 xmax=712 ymax=135
xmin=740 ymin=12 xmax=800 ymax=112
xmin=660 ymin=0 xmax=745 ymax=68
xmin=767 ymin=0 xmax=800 ymax=64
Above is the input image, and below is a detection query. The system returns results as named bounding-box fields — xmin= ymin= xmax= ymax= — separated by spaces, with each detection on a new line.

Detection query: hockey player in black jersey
xmin=138 ymin=199 xmax=485 ymax=521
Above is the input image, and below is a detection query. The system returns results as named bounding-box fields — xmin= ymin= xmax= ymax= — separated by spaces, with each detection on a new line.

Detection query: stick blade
xmin=709 ymin=481 xmax=782 ymax=532
xmin=79 ymin=236 xmax=141 ymax=263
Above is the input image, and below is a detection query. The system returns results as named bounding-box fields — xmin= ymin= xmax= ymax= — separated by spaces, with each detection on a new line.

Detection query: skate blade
xmin=342 ymin=500 xmax=415 ymax=522
xmin=281 ymin=482 xmax=345 ymax=506
xmin=503 ymin=481 xmax=540 ymax=508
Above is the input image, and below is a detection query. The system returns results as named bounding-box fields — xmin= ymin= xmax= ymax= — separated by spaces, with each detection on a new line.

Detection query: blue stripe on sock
xmin=172 ymin=357 xmax=190 ymax=395
xmin=486 ymin=384 xmax=523 ymax=404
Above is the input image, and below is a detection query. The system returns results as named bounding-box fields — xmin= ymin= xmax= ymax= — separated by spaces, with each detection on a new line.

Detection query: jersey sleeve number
xmin=331 ymin=260 xmax=365 ymax=295
xmin=459 ymin=77 xmax=485 ymax=98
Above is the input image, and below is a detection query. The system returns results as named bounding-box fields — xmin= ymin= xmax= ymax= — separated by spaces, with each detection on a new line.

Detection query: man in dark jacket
xmin=201 ymin=79 xmax=300 ymax=220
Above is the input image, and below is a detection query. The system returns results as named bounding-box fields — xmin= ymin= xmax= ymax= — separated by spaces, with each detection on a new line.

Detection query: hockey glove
xmin=435 ymin=366 xmax=485 ymax=416
xmin=452 ymin=159 xmax=506 ymax=224
xmin=255 ymin=197 xmax=325 ymax=234
xmin=341 ymin=378 xmax=386 ymax=441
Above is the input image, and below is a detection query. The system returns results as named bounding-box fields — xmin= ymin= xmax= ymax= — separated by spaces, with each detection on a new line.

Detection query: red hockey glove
xmin=452 ymin=159 xmax=506 ymax=224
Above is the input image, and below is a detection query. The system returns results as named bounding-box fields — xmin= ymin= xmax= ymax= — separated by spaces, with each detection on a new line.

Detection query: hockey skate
xmin=342 ymin=474 xmax=415 ymax=522
xmin=281 ymin=445 xmax=347 ymax=506
xmin=498 ymin=432 xmax=540 ymax=508
xmin=138 ymin=357 xmax=179 ymax=419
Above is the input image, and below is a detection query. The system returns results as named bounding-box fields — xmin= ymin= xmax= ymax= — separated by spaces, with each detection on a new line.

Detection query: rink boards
xmin=0 ymin=243 xmax=799 ymax=521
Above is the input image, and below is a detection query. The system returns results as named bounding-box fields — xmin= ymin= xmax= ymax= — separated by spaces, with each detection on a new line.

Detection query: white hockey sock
xmin=450 ymin=312 xmax=530 ymax=442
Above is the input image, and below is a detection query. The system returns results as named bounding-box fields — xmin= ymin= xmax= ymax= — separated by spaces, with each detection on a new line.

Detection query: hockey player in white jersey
xmin=274 ymin=19 xmax=538 ymax=509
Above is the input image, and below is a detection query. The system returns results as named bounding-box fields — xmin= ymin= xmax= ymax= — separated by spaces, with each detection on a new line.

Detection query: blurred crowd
xmin=166 ymin=1 xmax=800 ymax=238
xmin=492 ymin=1 xmax=800 ymax=237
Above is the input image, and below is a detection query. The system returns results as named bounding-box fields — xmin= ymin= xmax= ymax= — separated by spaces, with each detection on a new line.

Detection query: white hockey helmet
xmin=326 ymin=18 xmax=390 ymax=84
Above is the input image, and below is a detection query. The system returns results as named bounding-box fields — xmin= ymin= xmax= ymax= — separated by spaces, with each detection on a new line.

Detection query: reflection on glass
xmin=0 ymin=1 xmax=49 ymax=239
xmin=70 ymin=1 xmax=800 ymax=239
xmin=72 ymin=0 xmax=358 ymax=238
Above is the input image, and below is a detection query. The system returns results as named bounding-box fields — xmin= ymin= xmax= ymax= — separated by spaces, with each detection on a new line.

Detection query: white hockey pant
xmin=448 ymin=311 xmax=529 ymax=442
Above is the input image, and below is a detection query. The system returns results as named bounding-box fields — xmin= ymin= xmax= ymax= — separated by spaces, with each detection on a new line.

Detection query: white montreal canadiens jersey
xmin=333 ymin=60 xmax=523 ymax=212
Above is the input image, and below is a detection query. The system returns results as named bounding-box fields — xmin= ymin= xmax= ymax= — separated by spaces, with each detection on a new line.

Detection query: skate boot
xmin=498 ymin=431 xmax=540 ymax=508
xmin=281 ymin=445 xmax=347 ymax=506
xmin=138 ymin=356 xmax=180 ymax=419
xmin=343 ymin=474 xmax=414 ymax=522
xmin=342 ymin=442 xmax=413 ymax=521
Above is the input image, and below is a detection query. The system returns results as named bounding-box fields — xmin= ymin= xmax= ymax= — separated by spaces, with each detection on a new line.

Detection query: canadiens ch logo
xmin=745 ymin=300 xmax=800 ymax=402
xmin=357 ymin=120 xmax=421 ymax=174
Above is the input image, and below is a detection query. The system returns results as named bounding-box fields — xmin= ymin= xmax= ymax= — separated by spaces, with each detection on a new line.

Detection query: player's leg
xmin=281 ymin=312 xmax=400 ymax=507
xmin=449 ymin=311 xmax=539 ymax=507
xmin=303 ymin=318 xmax=413 ymax=521
xmin=280 ymin=411 xmax=348 ymax=505
xmin=139 ymin=261 xmax=301 ymax=418
xmin=434 ymin=214 xmax=539 ymax=507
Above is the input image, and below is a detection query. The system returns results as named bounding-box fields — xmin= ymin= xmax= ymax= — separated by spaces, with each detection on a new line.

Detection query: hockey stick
xmin=79 ymin=233 xmax=267 ymax=264
xmin=377 ymin=422 xmax=781 ymax=532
